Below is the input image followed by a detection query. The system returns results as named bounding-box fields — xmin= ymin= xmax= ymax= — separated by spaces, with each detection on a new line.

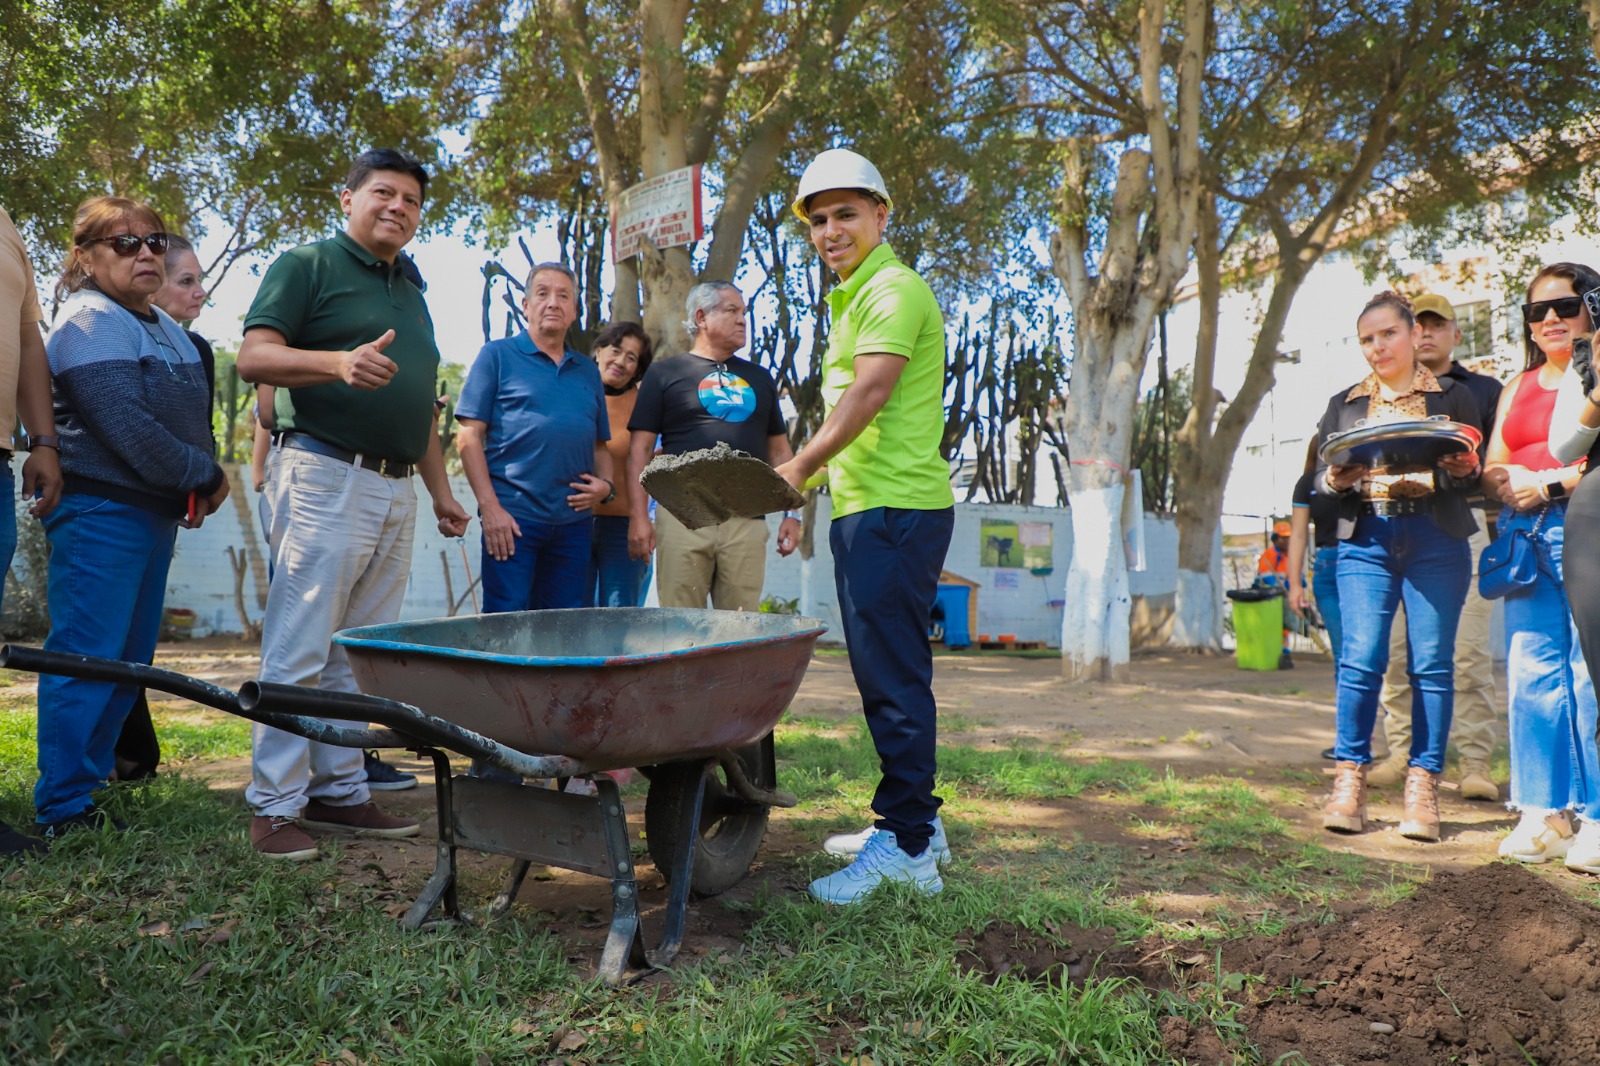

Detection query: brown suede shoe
xmin=1399 ymin=766 xmax=1441 ymax=841
xmin=299 ymin=800 xmax=420 ymax=839
xmin=1458 ymin=759 xmax=1499 ymax=802
xmin=251 ymin=815 xmax=319 ymax=861
xmin=1365 ymin=753 xmax=1410 ymax=788
xmin=1322 ymin=761 xmax=1367 ymax=833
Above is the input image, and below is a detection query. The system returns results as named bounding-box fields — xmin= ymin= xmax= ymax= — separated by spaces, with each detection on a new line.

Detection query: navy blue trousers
xmin=830 ymin=506 xmax=954 ymax=857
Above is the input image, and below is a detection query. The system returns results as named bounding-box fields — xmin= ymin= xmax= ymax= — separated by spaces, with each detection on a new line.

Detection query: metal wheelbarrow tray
xmin=2 ymin=607 xmax=826 ymax=984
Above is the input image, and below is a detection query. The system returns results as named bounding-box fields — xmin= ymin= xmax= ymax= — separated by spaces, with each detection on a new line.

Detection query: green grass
xmin=0 ymin=701 xmax=1403 ymax=1064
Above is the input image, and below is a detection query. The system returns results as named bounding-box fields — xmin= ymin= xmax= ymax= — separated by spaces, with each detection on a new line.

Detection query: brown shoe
xmin=1365 ymin=753 xmax=1409 ymax=788
xmin=1322 ymin=761 xmax=1367 ymax=833
xmin=300 ymin=800 xmax=420 ymax=839
xmin=1458 ymin=759 xmax=1499 ymax=802
xmin=251 ymin=815 xmax=319 ymax=861
xmin=1399 ymin=766 xmax=1441 ymax=841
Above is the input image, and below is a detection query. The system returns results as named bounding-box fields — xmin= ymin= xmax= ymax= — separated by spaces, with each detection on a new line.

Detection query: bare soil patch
xmin=954 ymin=918 xmax=1173 ymax=988
xmin=1222 ymin=863 xmax=1600 ymax=1065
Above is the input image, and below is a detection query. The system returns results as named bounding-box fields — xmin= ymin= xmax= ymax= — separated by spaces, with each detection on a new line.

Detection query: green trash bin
xmin=1227 ymin=587 xmax=1284 ymax=671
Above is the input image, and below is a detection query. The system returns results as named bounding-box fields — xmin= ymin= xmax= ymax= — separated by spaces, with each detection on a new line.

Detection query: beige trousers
xmin=1379 ymin=525 xmax=1498 ymax=763
xmin=654 ymin=508 xmax=769 ymax=611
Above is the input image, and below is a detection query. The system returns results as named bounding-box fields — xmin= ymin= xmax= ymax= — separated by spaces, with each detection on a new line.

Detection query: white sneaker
xmin=808 ymin=829 xmax=943 ymax=905
xmin=823 ymin=816 xmax=951 ymax=864
xmin=1499 ymin=809 xmax=1572 ymax=863
xmin=1565 ymin=817 xmax=1600 ymax=874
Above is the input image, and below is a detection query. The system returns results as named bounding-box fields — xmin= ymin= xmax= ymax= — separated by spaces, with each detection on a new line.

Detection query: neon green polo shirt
xmin=821 ymin=242 xmax=954 ymax=518
xmin=244 ymin=231 xmax=440 ymax=462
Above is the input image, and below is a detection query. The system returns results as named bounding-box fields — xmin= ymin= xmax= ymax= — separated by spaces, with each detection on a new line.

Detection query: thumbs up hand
xmin=339 ymin=329 xmax=399 ymax=390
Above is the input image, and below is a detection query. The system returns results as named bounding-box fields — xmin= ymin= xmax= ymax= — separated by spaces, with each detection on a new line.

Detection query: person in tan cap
xmin=1366 ymin=293 xmax=1503 ymax=800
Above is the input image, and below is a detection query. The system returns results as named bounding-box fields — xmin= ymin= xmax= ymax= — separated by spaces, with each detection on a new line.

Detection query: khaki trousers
xmin=654 ymin=508 xmax=769 ymax=611
xmin=246 ymin=448 xmax=417 ymax=817
xmin=1380 ymin=525 xmax=1497 ymax=763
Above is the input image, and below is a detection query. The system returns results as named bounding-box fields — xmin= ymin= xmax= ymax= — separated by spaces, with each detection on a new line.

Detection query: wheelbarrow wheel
xmin=645 ymin=737 xmax=772 ymax=898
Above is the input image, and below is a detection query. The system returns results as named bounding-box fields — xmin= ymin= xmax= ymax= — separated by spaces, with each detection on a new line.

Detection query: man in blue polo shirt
xmin=456 ymin=262 xmax=613 ymax=612
xmin=238 ymin=148 xmax=470 ymax=861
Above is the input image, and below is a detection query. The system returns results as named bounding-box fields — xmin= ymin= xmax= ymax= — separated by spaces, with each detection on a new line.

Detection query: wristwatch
xmin=1548 ymin=478 xmax=1568 ymax=501
xmin=601 ymin=479 xmax=616 ymax=505
xmin=25 ymin=434 xmax=60 ymax=452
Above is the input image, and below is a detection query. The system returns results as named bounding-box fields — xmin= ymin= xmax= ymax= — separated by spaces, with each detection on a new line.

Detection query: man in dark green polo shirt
xmin=238 ymin=148 xmax=470 ymax=861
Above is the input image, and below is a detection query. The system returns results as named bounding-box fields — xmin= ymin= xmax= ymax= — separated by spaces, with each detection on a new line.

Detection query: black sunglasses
xmin=83 ymin=232 xmax=170 ymax=257
xmin=1522 ymin=296 xmax=1585 ymax=323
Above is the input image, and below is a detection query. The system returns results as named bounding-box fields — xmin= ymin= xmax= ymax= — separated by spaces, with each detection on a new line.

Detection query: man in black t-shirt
xmin=627 ymin=282 xmax=800 ymax=609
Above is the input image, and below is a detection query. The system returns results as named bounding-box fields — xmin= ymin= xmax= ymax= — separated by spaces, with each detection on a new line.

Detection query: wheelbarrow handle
xmin=240 ymin=681 xmax=580 ymax=780
xmin=0 ymin=644 xmax=411 ymax=750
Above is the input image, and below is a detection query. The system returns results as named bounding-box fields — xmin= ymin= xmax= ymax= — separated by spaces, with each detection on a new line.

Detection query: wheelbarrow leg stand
xmin=593 ymin=770 xmax=704 ymax=984
xmin=403 ymin=748 xmax=464 ymax=929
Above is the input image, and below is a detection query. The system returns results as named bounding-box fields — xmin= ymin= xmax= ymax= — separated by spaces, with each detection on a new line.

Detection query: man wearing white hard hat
xmin=776 ymin=148 xmax=956 ymax=904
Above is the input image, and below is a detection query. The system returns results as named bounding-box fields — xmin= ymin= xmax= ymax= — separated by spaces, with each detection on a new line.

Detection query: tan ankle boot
xmin=1322 ymin=761 xmax=1368 ymax=833
xmin=1459 ymin=759 xmax=1499 ymax=802
xmin=1399 ymin=766 xmax=1441 ymax=841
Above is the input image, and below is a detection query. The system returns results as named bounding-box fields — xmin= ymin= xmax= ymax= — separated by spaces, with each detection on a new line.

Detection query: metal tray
xmin=1318 ymin=418 xmax=1481 ymax=468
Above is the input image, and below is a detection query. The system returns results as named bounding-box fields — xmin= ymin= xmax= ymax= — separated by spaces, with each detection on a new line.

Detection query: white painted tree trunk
xmin=1172 ymin=564 xmax=1223 ymax=650
xmin=1170 ymin=472 xmax=1227 ymax=651
xmin=1061 ymin=483 xmax=1132 ymax=681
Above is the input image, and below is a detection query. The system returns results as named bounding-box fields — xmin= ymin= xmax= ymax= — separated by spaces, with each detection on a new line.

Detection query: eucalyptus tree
xmin=991 ymin=0 xmax=1596 ymax=674
xmin=1169 ymin=1 xmax=1598 ymax=650
xmin=987 ymin=0 xmax=1209 ymax=680
xmin=1 ymin=0 xmax=467 ymax=292
xmin=459 ymin=0 xmax=1039 ymax=356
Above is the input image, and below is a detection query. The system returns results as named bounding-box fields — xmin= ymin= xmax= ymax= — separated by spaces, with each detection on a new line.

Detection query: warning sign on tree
xmin=611 ymin=165 xmax=705 ymax=263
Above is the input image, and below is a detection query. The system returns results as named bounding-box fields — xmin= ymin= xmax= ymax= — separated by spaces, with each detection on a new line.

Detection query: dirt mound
xmin=954 ymin=919 xmax=1170 ymax=987
xmin=1224 ymin=863 xmax=1600 ymax=1065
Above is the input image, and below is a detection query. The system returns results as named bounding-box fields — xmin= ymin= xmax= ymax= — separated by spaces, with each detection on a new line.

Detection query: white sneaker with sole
xmin=808 ymin=829 xmax=943 ymax=905
xmin=823 ymin=816 xmax=951 ymax=864
xmin=1498 ymin=809 xmax=1572 ymax=863
xmin=1565 ymin=817 xmax=1600 ymax=874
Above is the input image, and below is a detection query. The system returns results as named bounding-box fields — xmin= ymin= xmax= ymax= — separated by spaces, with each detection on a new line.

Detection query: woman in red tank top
xmin=1481 ymin=261 xmax=1598 ymax=871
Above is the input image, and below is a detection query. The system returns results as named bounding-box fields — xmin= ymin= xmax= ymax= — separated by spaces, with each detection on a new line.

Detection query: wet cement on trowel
xmin=641 ymin=442 xmax=805 ymax=530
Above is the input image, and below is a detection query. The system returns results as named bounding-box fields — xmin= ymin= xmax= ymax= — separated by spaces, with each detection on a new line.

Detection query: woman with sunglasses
xmin=1477 ymin=262 xmax=1600 ymax=869
xmin=1316 ymin=291 xmax=1482 ymax=843
xmin=33 ymin=196 xmax=228 ymax=840
xmin=112 ymin=233 xmax=220 ymax=786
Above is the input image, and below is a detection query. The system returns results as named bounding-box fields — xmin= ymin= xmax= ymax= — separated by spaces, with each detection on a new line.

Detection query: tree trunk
xmin=1171 ymin=475 xmax=1223 ymax=650
xmin=1061 ymin=482 xmax=1132 ymax=681
xmin=1058 ymin=329 xmax=1144 ymax=680
xmin=638 ymin=242 xmax=695 ymax=356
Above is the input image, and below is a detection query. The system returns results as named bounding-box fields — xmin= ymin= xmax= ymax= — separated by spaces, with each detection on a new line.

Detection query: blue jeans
xmin=831 ymin=506 xmax=954 ymax=857
xmin=1332 ymin=513 xmax=1469 ymax=773
xmin=0 ymin=458 xmax=15 ymax=616
xmin=472 ymin=513 xmax=592 ymax=781
xmin=35 ymin=494 xmax=177 ymax=823
xmin=590 ymin=514 xmax=651 ymax=607
xmin=1499 ymin=504 xmax=1600 ymax=818
xmin=1312 ymin=544 xmax=1343 ymax=665
xmin=480 ymin=514 xmax=593 ymax=613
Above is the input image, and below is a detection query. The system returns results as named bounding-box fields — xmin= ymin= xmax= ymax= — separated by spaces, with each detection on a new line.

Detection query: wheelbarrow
xmin=1 ymin=607 xmax=826 ymax=984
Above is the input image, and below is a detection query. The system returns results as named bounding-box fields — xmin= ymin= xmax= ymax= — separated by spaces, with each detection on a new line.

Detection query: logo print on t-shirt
xmin=697 ymin=366 xmax=757 ymax=423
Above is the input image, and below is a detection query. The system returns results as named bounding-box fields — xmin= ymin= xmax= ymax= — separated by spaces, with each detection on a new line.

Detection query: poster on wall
xmin=979 ymin=518 xmax=1053 ymax=570
xmin=993 ymin=570 xmax=1020 ymax=590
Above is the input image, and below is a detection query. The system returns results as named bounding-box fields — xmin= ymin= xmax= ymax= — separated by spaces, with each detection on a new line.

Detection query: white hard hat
xmin=791 ymin=148 xmax=893 ymax=221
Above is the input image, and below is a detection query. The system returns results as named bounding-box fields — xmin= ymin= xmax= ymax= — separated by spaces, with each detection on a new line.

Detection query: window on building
xmin=1453 ymin=300 xmax=1493 ymax=362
